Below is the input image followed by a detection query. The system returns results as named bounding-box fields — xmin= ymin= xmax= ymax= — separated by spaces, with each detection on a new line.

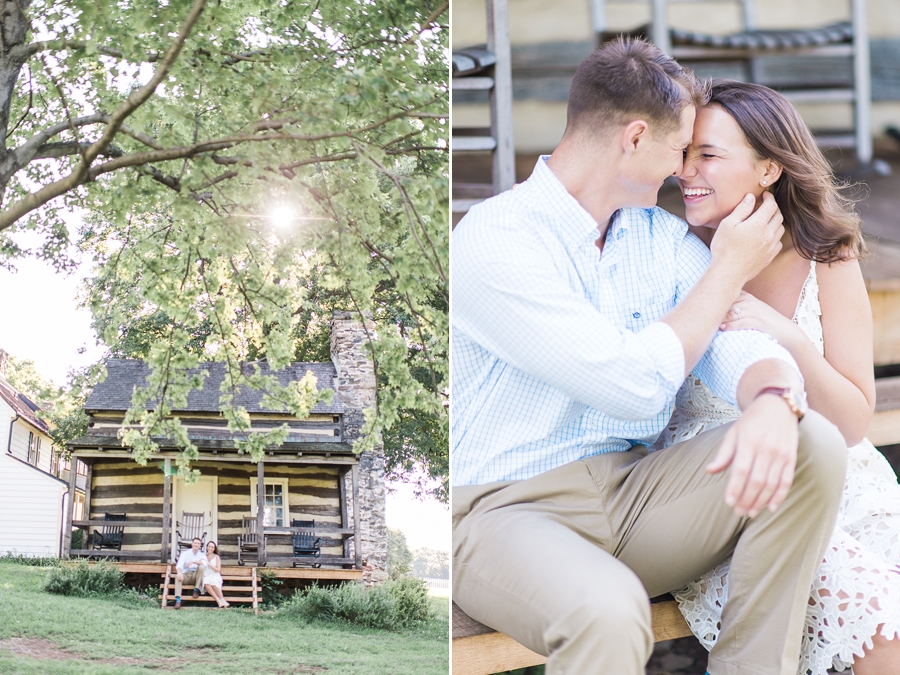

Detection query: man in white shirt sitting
xmin=174 ymin=537 xmax=206 ymax=609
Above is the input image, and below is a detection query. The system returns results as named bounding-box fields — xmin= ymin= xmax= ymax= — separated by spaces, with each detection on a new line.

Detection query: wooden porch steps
xmin=159 ymin=565 xmax=259 ymax=613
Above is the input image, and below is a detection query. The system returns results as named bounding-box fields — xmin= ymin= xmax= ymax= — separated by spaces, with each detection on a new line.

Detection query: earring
xmin=761 ymin=180 xmax=767 ymax=186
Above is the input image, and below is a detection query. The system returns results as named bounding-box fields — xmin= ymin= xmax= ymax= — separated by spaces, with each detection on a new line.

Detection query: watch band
xmin=755 ymin=386 xmax=806 ymax=421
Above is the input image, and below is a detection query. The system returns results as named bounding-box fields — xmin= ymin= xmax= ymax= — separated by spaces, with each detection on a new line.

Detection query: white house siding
xmin=7 ymin=418 xmax=54 ymax=474
xmin=0 ymin=453 xmax=66 ymax=557
xmin=0 ymin=402 xmax=9 ymax=452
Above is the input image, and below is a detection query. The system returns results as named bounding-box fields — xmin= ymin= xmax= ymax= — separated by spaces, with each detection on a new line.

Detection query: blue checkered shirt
xmin=452 ymin=157 xmax=800 ymax=486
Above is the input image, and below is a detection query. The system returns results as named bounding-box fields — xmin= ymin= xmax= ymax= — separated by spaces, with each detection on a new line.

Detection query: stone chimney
xmin=330 ymin=311 xmax=387 ymax=584
xmin=0 ymin=349 xmax=8 ymax=379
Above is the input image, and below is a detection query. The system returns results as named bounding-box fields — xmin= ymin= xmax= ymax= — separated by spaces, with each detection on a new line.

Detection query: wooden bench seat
xmin=452 ymin=596 xmax=691 ymax=675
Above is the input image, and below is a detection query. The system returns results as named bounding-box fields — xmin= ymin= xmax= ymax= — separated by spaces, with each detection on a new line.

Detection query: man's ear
xmin=621 ymin=120 xmax=650 ymax=155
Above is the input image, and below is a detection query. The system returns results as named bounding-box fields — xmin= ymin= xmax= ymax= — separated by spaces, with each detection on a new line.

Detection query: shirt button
xmin=632 ymin=311 xmax=641 ymax=319
xmin=617 ymin=229 xmax=627 ymax=239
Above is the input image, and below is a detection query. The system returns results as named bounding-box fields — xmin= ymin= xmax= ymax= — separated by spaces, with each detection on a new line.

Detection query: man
xmin=452 ymin=38 xmax=848 ymax=674
xmin=173 ymin=537 xmax=206 ymax=609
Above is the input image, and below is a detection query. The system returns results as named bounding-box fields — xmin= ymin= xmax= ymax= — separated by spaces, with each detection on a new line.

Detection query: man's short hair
xmin=192 ymin=537 xmax=202 ymax=543
xmin=566 ymin=37 xmax=707 ymax=137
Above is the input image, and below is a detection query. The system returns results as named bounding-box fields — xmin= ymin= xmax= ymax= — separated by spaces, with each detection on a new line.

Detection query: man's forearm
xmin=660 ymin=263 xmax=745 ymax=376
xmin=735 ymin=358 xmax=802 ymax=411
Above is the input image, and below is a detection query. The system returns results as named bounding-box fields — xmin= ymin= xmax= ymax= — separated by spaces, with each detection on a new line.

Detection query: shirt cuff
xmin=635 ymin=321 xmax=685 ymax=393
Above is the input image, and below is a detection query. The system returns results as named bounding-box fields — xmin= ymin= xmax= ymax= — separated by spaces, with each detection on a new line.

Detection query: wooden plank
xmin=83 ymin=462 xmax=93 ymax=521
xmin=252 ymin=566 xmax=259 ymax=615
xmin=257 ymin=460 xmax=266 ymax=567
xmin=869 ymin=408 xmax=900 ymax=446
xmin=69 ymin=549 xmax=162 ymax=559
xmin=650 ymin=598 xmax=695 ymax=641
xmin=63 ymin=461 xmax=78 ymax=559
xmin=339 ymin=466 xmax=350 ymax=560
xmin=861 ymin=239 xmax=900 ymax=367
xmin=73 ymin=519 xmax=161 ymax=528
xmin=451 ymin=600 xmax=692 ymax=675
xmin=161 ymin=564 xmax=171 ymax=609
xmin=250 ymin=567 xmax=362 ymax=580
xmin=161 ymin=458 xmax=171 ymax=563
xmin=453 ymin=136 xmax=497 ymax=152
xmin=870 ymin=291 xmax=900 ymax=367
xmin=453 ymin=632 xmax=544 ymax=675
xmin=452 ymin=77 xmax=494 ymax=91
xmin=862 ymin=238 xmax=900 ymax=293
xmin=114 ymin=563 xmax=170 ymax=573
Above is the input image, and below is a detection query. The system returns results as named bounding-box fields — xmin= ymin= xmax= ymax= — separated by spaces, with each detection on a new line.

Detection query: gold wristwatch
xmin=754 ymin=386 xmax=807 ymax=421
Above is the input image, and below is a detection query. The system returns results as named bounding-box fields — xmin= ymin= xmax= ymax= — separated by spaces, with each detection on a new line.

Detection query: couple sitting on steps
xmin=452 ymin=37 xmax=900 ymax=674
xmin=174 ymin=537 xmax=229 ymax=609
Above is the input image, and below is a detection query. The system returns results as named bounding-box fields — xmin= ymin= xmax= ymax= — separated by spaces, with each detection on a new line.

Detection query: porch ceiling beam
xmin=68 ymin=451 xmax=358 ymax=465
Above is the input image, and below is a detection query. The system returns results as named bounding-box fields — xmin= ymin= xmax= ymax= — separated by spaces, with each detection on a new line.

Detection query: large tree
xmin=0 ymin=0 xmax=448 ymax=498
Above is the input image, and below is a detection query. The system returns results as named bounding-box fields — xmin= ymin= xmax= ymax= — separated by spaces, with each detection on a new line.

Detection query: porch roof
xmin=68 ymin=435 xmax=356 ymax=456
xmin=0 ymin=376 xmax=49 ymax=433
xmin=85 ymin=359 xmax=344 ymax=415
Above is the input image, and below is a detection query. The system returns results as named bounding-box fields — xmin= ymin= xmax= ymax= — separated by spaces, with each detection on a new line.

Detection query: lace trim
xmin=661 ymin=260 xmax=900 ymax=673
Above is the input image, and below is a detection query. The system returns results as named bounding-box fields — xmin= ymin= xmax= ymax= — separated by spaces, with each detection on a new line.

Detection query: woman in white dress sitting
xmin=658 ymin=79 xmax=900 ymax=674
xmin=202 ymin=541 xmax=229 ymax=608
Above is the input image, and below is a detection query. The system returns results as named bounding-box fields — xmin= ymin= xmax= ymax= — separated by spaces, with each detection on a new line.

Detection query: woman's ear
xmin=760 ymin=160 xmax=783 ymax=188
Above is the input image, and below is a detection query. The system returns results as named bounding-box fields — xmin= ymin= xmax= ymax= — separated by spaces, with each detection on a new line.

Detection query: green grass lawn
xmin=0 ymin=563 xmax=448 ymax=675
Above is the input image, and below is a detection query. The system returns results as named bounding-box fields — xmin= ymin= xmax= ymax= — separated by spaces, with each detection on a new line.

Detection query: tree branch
xmin=0 ymin=0 xmax=208 ymax=231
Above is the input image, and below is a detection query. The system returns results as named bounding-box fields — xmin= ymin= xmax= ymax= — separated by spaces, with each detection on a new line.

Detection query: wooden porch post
xmin=161 ymin=458 xmax=171 ymax=563
xmin=257 ymin=459 xmax=266 ymax=566
xmin=351 ymin=463 xmax=361 ymax=570
xmin=339 ymin=466 xmax=350 ymax=560
xmin=63 ymin=456 xmax=78 ymax=559
xmin=83 ymin=461 xmax=93 ymax=522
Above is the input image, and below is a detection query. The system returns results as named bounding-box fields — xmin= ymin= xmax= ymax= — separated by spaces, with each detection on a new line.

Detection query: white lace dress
xmin=654 ymin=260 xmax=900 ymax=674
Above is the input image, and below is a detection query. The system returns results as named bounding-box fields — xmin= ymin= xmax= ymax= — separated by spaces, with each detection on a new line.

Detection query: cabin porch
xmin=62 ymin=448 xmax=364 ymax=570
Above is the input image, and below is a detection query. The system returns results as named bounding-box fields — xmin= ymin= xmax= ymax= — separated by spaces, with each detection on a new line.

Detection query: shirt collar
xmin=527 ymin=156 xmax=605 ymax=248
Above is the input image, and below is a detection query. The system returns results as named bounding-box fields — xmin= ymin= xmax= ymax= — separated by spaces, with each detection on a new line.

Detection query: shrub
xmin=1 ymin=551 xmax=60 ymax=567
xmin=258 ymin=568 xmax=286 ymax=608
xmin=45 ymin=559 xmax=123 ymax=597
xmin=385 ymin=576 xmax=431 ymax=628
xmin=282 ymin=577 xmax=431 ymax=630
xmin=71 ymin=528 xmax=84 ymax=550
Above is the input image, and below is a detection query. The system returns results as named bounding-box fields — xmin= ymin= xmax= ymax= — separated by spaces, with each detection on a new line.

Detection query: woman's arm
xmin=721 ymin=258 xmax=875 ymax=445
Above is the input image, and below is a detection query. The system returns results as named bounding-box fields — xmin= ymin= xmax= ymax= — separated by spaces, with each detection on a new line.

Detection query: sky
xmin=0 ymin=253 xmax=449 ymax=553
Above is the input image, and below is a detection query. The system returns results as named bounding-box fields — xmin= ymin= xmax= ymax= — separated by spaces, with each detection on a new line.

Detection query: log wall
xmin=88 ymin=460 xmax=344 ymax=560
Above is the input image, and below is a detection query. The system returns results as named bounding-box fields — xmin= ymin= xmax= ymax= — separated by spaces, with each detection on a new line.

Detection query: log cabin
xmin=63 ymin=312 xmax=387 ymax=583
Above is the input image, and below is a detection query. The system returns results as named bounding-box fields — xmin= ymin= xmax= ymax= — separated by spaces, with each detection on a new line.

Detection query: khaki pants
xmin=174 ymin=567 xmax=203 ymax=598
xmin=452 ymin=410 xmax=847 ymax=675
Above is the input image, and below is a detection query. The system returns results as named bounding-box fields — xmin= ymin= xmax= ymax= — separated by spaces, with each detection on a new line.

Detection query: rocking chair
xmin=291 ymin=519 xmax=322 ymax=568
xmin=237 ymin=516 xmax=267 ymax=566
xmin=91 ymin=513 xmax=126 ymax=552
xmin=175 ymin=512 xmax=208 ymax=553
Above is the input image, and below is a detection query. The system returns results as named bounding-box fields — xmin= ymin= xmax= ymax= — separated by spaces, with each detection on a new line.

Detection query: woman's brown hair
xmin=206 ymin=541 xmax=218 ymax=555
xmin=707 ymin=79 xmax=865 ymax=263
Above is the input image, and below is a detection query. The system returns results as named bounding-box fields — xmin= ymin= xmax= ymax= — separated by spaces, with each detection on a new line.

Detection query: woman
xmin=658 ymin=80 xmax=900 ymax=674
xmin=202 ymin=541 xmax=229 ymax=608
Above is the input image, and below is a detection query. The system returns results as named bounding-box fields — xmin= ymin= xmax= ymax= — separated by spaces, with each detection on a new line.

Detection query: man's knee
xmin=546 ymin=575 xmax=652 ymax=665
xmin=794 ymin=409 xmax=848 ymax=501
